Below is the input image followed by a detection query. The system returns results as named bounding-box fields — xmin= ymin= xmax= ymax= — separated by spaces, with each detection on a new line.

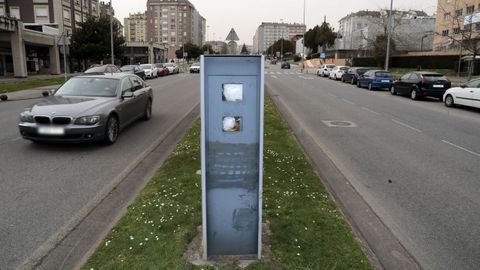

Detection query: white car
xmin=164 ymin=63 xmax=179 ymax=74
xmin=317 ymin=64 xmax=336 ymax=77
xmin=140 ymin=64 xmax=159 ymax=79
xmin=329 ymin=66 xmax=349 ymax=80
xmin=443 ymin=78 xmax=480 ymax=109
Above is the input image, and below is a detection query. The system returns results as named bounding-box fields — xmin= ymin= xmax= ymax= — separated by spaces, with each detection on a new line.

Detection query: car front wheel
xmin=368 ymin=83 xmax=373 ymax=91
xmin=104 ymin=115 xmax=119 ymax=145
xmin=444 ymin=95 xmax=455 ymax=107
xmin=351 ymin=78 xmax=355 ymax=84
xmin=390 ymin=86 xmax=397 ymax=95
xmin=411 ymin=89 xmax=419 ymax=100
xmin=143 ymin=99 xmax=152 ymax=121
xmin=357 ymin=81 xmax=361 ymax=88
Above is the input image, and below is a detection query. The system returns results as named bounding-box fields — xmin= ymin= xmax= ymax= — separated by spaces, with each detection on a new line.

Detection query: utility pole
xmin=110 ymin=0 xmax=115 ymax=65
xmin=63 ymin=32 xmax=68 ymax=82
xmin=280 ymin=19 xmax=284 ymax=61
xmin=385 ymin=0 xmax=394 ymax=71
xmin=302 ymin=0 xmax=306 ymax=69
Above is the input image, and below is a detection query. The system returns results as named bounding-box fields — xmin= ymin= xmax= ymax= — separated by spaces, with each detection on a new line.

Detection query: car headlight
xmin=20 ymin=112 xmax=34 ymax=123
xmin=75 ymin=115 xmax=100 ymax=125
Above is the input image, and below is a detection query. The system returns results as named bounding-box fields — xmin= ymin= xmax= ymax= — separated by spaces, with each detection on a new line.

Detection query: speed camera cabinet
xmin=200 ymin=55 xmax=264 ymax=259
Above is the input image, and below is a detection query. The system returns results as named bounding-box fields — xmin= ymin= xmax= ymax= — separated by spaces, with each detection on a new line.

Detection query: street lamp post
xmin=110 ymin=0 xmax=114 ymax=65
xmin=385 ymin=0 xmax=393 ymax=71
xmin=302 ymin=0 xmax=306 ymax=72
xmin=280 ymin=19 xmax=284 ymax=61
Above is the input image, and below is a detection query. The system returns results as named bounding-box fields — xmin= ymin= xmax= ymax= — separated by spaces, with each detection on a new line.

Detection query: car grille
xmin=35 ymin=116 xmax=50 ymax=124
xmin=52 ymin=117 xmax=72 ymax=125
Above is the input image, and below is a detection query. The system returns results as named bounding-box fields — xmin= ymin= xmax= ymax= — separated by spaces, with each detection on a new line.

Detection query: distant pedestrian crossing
xmin=265 ymin=71 xmax=303 ymax=75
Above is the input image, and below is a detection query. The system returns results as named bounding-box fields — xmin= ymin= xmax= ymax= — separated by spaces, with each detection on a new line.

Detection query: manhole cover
xmin=322 ymin=121 xmax=357 ymax=128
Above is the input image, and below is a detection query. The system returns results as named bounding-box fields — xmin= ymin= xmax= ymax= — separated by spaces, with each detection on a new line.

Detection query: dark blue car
xmin=357 ymin=70 xmax=394 ymax=90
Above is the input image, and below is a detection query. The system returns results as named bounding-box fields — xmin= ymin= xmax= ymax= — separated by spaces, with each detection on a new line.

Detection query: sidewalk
xmin=0 ymin=73 xmax=77 ymax=84
xmin=0 ymin=85 xmax=59 ymax=101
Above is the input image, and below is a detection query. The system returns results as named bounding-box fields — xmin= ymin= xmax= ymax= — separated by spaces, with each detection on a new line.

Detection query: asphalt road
xmin=0 ymin=73 xmax=200 ymax=269
xmin=266 ymin=65 xmax=480 ymax=270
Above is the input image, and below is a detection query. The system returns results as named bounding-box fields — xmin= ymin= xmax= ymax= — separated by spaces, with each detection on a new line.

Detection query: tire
xmin=142 ymin=99 xmax=152 ymax=121
xmin=341 ymin=77 xmax=345 ymax=83
xmin=410 ymin=88 xmax=419 ymax=100
xmin=357 ymin=80 xmax=361 ymax=88
xmin=444 ymin=95 xmax=455 ymax=107
xmin=104 ymin=115 xmax=119 ymax=145
xmin=351 ymin=78 xmax=355 ymax=85
xmin=368 ymin=83 xmax=373 ymax=91
xmin=390 ymin=86 xmax=397 ymax=95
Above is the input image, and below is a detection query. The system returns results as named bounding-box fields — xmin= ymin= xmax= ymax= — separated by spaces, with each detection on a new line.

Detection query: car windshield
xmin=340 ymin=67 xmax=349 ymax=71
xmin=140 ymin=64 xmax=152 ymax=70
xmin=422 ymin=74 xmax=448 ymax=81
xmin=327 ymin=65 xmax=336 ymax=68
xmin=84 ymin=66 xmax=106 ymax=73
xmin=121 ymin=66 xmax=135 ymax=71
xmin=375 ymin=72 xmax=392 ymax=77
xmin=357 ymin=69 xmax=369 ymax=75
xmin=54 ymin=77 xmax=118 ymax=97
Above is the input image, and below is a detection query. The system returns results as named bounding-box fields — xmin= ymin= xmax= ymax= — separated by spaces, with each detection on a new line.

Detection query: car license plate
xmin=38 ymin=127 xmax=65 ymax=135
xmin=381 ymin=80 xmax=390 ymax=83
xmin=433 ymin=85 xmax=444 ymax=88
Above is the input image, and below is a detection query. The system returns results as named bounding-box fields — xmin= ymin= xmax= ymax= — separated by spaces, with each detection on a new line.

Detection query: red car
xmin=155 ymin=63 xmax=169 ymax=76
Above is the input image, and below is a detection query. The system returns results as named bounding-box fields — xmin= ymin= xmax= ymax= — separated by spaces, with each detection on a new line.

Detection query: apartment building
xmin=0 ymin=0 xmax=100 ymax=33
xmin=335 ymin=10 xmax=435 ymax=54
xmin=146 ymin=0 xmax=206 ymax=60
xmin=124 ymin=12 xmax=147 ymax=42
xmin=434 ymin=0 xmax=480 ymax=52
xmin=253 ymin=22 xmax=306 ymax=54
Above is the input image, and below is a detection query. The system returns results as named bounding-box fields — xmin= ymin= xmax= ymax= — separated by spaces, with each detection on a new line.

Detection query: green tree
xmin=371 ymin=34 xmax=396 ymax=68
xmin=202 ymin=44 xmax=214 ymax=54
xmin=241 ymin=43 xmax=249 ymax=54
xmin=267 ymin=39 xmax=294 ymax=57
xmin=70 ymin=16 xmax=125 ymax=66
xmin=175 ymin=43 xmax=203 ymax=62
xmin=304 ymin=22 xmax=336 ymax=54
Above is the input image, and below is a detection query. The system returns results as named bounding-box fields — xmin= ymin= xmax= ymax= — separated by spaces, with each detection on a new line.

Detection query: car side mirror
xmin=122 ymin=92 xmax=134 ymax=99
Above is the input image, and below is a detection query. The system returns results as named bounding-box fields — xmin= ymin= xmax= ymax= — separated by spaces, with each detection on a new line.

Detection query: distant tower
xmin=226 ymin=28 xmax=239 ymax=55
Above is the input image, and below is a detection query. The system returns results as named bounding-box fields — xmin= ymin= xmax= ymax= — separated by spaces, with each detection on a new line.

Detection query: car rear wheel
xmin=445 ymin=95 xmax=455 ymax=107
xmin=104 ymin=115 xmax=119 ymax=145
xmin=143 ymin=99 xmax=152 ymax=121
xmin=390 ymin=86 xmax=397 ymax=95
xmin=410 ymin=89 xmax=419 ymax=100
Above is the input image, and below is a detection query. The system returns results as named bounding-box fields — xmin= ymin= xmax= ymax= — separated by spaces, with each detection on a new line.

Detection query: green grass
xmin=389 ymin=68 xmax=457 ymax=78
xmin=0 ymin=77 xmax=66 ymax=94
xmin=82 ymin=96 xmax=373 ymax=270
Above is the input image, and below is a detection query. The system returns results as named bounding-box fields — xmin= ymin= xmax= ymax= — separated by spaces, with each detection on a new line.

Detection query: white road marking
xmin=392 ymin=119 xmax=423 ymax=133
xmin=271 ymin=75 xmax=278 ymax=79
xmin=276 ymin=72 xmax=281 ymax=74
xmin=361 ymin=107 xmax=381 ymax=115
xmin=342 ymin=99 xmax=355 ymax=105
xmin=298 ymin=76 xmax=313 ymax=80
xmin=442 ymin=140 xmax=480 ymax=158
xmin=327 ymin=93 xmax=338 ymax=98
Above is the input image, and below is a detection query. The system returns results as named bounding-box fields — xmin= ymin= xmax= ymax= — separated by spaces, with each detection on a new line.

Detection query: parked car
xmin=164 ymin=63 xmax=179 ymax=74
xmin=155 ymin=63 xmax=169 ymax=76
xmin=443 ymin=78 xmax=480 ymax=109
xmin=140 ymin=64 xmax=159 ymax=79
xmin=18 ymin=73 xmax=153 ymax=145
xmin=281 ymin=61 xmax=291 ymax=69
xmin=189 ymin=63 xmax=201 ymax=73
xmin=357 ymin=70 xmax=394 ymax=90
xmin=120 ymin=65 xmax=146 ymax=80
xmin=84 ymin=64 xmax=121 ymax=75
xmin=391 ymin=72 xmax=451 ymax=100
xmin=317 ymin=64 xmax=336 ymax=77
xmin=341 ymin=67 xmax=370 ymax=84
xmin=329 ymin=66 xmax=349 ymax=80
xmin=271 ymin=59 xmax=277 ymax=65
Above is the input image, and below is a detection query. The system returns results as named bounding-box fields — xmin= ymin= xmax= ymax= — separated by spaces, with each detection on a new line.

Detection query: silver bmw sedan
xmin=18 ymin=73 xmax=153 ymax=145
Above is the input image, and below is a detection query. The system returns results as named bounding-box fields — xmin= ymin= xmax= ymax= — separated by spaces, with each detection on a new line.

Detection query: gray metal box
xmin=201 ymin=55 xmax=264 ymax=259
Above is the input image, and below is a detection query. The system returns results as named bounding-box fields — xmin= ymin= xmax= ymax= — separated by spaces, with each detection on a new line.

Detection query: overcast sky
xmin=114 ymin=0 xmax=437 ymax=45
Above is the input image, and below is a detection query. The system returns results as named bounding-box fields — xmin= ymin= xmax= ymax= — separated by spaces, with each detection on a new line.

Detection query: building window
xmin=476 ymin=23 xmax=480 ymax=32
xmin=34 ymin=5 xmax=50 ymax=24
xmin=441 ymin=30 xmax=449 ymax=36
xmin=455 ymin=9 xmax=463 ymax=17
xmin=466 ymin=6 xmax=474 ymax=15
xmin=453 ymin=27 xmax=461 ymax=34
xmin=10 ymin=6 xmax=20 ymax=19
xmin=0 ymin=5 xmax=4 ymax=16
xmin=444 ymin=12 xmax=451 ymax=20
xmin=63 ymin=8 xmax=71 ymax=22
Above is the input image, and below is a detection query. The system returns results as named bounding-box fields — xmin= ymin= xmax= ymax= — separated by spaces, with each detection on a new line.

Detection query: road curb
xmin=18 ymin=103 xmax=200 ymax=270
xmin=266 ymin=85 xmax=422 ymax=270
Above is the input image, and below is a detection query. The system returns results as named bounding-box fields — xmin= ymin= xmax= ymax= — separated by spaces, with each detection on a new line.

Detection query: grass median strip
xmin=0 ymin=77 xmax=66 ymax=94
xmin=83 ymin=96 xmax=373 ymax=270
